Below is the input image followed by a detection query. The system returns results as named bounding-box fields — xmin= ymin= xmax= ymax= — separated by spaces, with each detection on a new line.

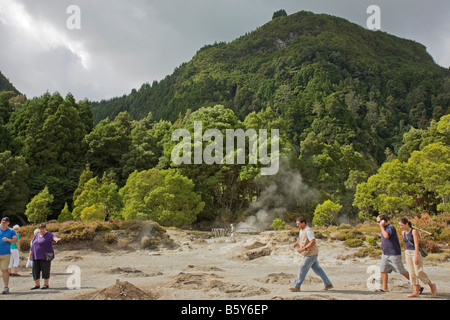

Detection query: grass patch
xmin=344 ymin=238 xmax=364 ymax=247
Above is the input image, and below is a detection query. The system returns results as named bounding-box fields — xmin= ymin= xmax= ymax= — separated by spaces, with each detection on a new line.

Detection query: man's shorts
xmin=0 ymin=254 xmax=11 ymax=270
xmin=380 ymin=254 xmax=407 ymax=274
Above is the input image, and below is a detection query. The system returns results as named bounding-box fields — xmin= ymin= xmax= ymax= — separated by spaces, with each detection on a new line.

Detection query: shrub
xmin=270 ymin=218 xmax=286 ymax=230
xmin=439 ymin=227 xmax=450 ymax=242
xmin=94 ymin=222 xmax=115 ymax=232
xmin=58 ymin=221 xmax=86 ymax=234
xmin=411 ymin=213 xmax=444 ymax=241
xmin=420 ymin=239 xmax=441 ymax=254
xmin=344 ymin=238 xmax=363 ymax=247
xmin=313 ymin=200 xmax=342 ymax=226
xmin=58 ymin=203 xmax=73 ymax=222
xmin=25 ymin=186 xmax=54 ymax=223
xmin=80 ymin=204 xmax=106 ymax=222
xmin=355 ymin=247 xmax=382 ymax=258
xmin=365 ymin=235 xmax=378 ymax=246
xmin=118 ymin=219 xmax=143 ymax=231
xmin=104 ymin=233 xmax=118 ymax=244
xmin=141 ymin=236 xmax=159 ymax=249
xmin=120 ymin=169 xmax=204 ymax=227
xmin=335 ymin=229 xmax=362 ymax=241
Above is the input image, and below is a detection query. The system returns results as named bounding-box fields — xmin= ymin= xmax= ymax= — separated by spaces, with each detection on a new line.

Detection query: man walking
xmin=376 ymin=215 xmax=410 ymax=292
xmin=0 ymin=217 xmax=18 ymax=294
xmin=289 ymin=217 xmax=333 ymax=292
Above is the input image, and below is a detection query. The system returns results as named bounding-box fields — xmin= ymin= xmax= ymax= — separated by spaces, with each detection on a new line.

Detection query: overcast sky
xmin=0 ymin=0 xmax=449 ymax=102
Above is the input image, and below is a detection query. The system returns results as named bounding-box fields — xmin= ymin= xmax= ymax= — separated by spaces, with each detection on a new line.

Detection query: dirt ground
xmin=1 ymin=229 xmax=449 ymax=301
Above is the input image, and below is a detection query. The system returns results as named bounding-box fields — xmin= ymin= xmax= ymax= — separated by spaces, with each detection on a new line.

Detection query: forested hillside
xmin=0 ymin=10 xmax=448 ymax=227
xmin=92 ymin=11 xmax=449 ymax=156
xmin=0 ymin=71 xmax=20 ymax=94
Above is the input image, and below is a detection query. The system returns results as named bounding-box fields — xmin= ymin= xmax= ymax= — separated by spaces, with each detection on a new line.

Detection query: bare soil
xmin=1 ymin=229 xmax=449 ymax=301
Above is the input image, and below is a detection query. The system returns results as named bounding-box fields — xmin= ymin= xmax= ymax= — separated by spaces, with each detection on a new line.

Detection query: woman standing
xmin=8 ymin=225 xmax=21 ymax=276
xmin=399 ymin=217 xmax=437 ymax=297
xmin=29 ymin=223 xmax=60 ymax=290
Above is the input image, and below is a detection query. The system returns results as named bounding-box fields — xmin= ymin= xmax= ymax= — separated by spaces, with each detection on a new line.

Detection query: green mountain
xmin=92 ymin=11 xmax=449 ymax=153
xmin=0 ymin=71 xmax=20 ymax=94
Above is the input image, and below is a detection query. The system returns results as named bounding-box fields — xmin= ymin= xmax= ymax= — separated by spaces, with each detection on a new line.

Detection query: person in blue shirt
xmin=0 ymin=217 xmax=18 ymax=294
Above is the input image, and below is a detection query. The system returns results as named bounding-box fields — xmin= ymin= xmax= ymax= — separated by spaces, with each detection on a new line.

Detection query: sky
xmin=0 ymin=0 xmax=449 ymax=102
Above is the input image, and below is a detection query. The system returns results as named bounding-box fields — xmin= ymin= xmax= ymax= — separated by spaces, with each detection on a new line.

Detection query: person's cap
xmin=1 ymin=217 xmax=10 ymax=223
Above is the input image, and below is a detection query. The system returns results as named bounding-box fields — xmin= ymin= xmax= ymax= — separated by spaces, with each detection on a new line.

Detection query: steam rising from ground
xmin=237 ymin=164 xmax=318 ymax=232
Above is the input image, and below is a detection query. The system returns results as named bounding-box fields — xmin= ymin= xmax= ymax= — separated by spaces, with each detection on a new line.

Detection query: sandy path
xmin=1 ymin=229 xmax=449 ymax=301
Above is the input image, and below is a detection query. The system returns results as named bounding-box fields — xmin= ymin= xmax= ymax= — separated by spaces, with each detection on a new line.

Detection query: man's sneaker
xmin=2 ymin=287 xmax=9 ymax=294
xmin=289 ymin=286 xmax=301 ymax=292
xmin=323 ymin=284 xmax=334 ymax=291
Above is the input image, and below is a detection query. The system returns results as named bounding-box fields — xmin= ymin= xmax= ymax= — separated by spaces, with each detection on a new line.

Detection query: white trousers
xmin=405 ymin=249 xmax=430 ymax=285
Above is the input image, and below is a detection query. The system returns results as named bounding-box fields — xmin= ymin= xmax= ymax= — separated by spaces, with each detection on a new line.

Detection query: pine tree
xmin=58 ymin=202 xmax=73 ymax=222
xmin=25 ymin=186 xmax=54 ymax=223
xmin=0 ymin=151 xmax=30 ymax=220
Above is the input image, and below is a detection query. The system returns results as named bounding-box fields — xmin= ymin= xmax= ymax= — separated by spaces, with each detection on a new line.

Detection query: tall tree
xmin=8 ymin=92 xmax=93 ymax=219
xmin=120 ymin=168 xmax=204 ymax=227
xmin=25 ymin=186 xmax=54 ymax=224
xmin=84 ymin=112 xmax=132 ymax=183
xmin=0 ymin=151 xmax=29 ymax=222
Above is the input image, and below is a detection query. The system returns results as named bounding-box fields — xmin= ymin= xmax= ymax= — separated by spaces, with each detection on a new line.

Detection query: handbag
xmin=418 ymin=246 xmax=429 ymax=258
xmin=45 ymin=252 xmax=54 ymax=261
xmin=404 ymin=230 xmax=428 ymax=258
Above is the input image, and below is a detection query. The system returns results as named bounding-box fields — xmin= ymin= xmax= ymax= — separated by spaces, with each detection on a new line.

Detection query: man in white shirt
xmin=289 ymin=216 xmax=333 ymax=292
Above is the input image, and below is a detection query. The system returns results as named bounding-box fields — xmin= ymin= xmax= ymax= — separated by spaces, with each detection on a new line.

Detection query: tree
xmin=25 ymin=186 xmax=54 ymax=223
xmin=10 ymin=92 xmax=91 ymax=176
xmin=145 ymin=169 xmax=205 ymax=227
xmin=120 ymin=168 xmax=204 ymax=227
xmin=121 ymin=114 xmax=171 ymax=177
xmin=397 ymin=127 xmax=423 ymax=162
xmin=163 ymin=105 xmax=244 ymax=215
xmin=120 ymin=169 xmax=162 ymax=220
xmin=299 ymin=129 xmax=371 ymax=209
xmin=409 ymin=142 xmax=450 ymax=212
xmin=73 ymin=164 xmax=94 ymax=204
xmin=356 ymin=114 xmax=450 ymax=218
xmin=58 ymin=203 xmax=73 ymax=222
xmin=80 ymin=204 xmax=107 ymax=222
xmin=7 ymin=92 xmax=93 ymax=218
xmin=0 ymin=92 xmax=15 ymax=152
xmin=353 ymin=160 xmax=421 ymax=219
xmin=272 ymin=9 xmax=287 ymax=20
xmin=84 ymin=111 xmax=132 ymax=182
xmin=312 ymin=200 xmax=342 ymax=226
xmin=72 ymin=176 xmax=122 ymax=221
xmin=0 ymin=151 xmax=29 ymax=222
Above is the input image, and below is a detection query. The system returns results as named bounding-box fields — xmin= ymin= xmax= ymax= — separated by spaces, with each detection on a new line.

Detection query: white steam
xmin=237 ymin=164 xmax=318 ymax=232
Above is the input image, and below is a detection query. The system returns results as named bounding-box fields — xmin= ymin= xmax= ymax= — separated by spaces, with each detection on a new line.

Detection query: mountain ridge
xmin=0 ymin=70 xmax=20 ymax=95
xmin=91 ymin=10 xmax=447 ymax=122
